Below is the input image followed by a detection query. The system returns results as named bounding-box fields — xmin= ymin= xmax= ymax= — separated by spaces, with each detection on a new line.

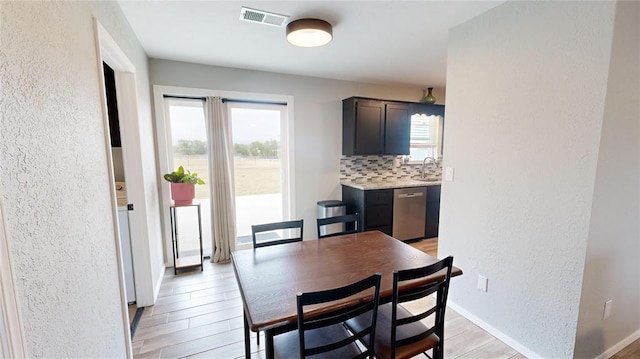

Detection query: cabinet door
xmin=342 ymin=185 xmax=365 ymax=232
xmin=425 ymin=185 xmax=441 ymax=238
xmin=364 ymin=189 xmax=393 ymax=235
xmin=384 ymin=102 xmax=410 ymax=155
xmin=354 ymin=100 xmax=384 ymax=155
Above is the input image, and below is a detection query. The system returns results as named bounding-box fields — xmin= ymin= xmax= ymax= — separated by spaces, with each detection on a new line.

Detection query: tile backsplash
xmin=340 ymin=155 xmax=442 ymax=182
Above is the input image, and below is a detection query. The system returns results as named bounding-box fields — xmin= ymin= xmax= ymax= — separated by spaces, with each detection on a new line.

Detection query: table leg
xmin=244 ymin=311 xmax=251 ymax=358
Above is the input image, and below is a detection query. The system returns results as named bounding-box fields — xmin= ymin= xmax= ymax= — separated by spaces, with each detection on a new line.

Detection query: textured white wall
xmin=0 ymin=1 xmax=154 ymax=356
xmin=575 ymin=2 xmax=640 ymax=357
xmin=440 ymin=1 xmax=616 ymax=357
xmin=149 ymin=59 xmax=431 ymax=240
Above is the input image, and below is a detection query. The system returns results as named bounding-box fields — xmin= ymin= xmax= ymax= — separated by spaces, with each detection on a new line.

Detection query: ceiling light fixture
xmin=286 ymin=18 xmax=333 ymax=47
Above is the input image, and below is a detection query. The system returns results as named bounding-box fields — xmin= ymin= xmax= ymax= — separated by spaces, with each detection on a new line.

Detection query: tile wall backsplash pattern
xmin=340 ymin=155 xmax=442 ymax=182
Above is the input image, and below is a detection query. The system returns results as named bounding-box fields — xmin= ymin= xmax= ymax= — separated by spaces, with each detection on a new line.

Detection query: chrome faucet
xmin=421 ymin=157 xmax=438 ymax=178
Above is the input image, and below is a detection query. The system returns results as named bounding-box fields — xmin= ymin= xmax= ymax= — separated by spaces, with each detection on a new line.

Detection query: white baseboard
xmin=152 ymin=262 xmax=166 ymax=305
xmin=595 ymin=328 xmax=640 ymax=359
xmin=447 ymin=300 xmax=543 ymax=359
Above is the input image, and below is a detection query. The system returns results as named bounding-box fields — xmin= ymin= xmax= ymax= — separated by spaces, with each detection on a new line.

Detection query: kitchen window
xmin=409 ymin=114 xmax=443 ymax=163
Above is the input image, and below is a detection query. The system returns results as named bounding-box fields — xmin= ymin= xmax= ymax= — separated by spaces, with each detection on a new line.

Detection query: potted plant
xmin=163 ymin=166 xmax=205 ymax=205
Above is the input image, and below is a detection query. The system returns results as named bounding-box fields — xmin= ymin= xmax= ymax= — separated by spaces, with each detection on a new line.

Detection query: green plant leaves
xmin=163 ymin=166 xmax=205 ymax=185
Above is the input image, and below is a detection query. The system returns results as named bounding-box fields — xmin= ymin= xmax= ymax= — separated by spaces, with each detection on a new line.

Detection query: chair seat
xmin=273 ymin=323 xmax=364 ymax=359
xmin=346 ymin=303 xmax=440 ymax=359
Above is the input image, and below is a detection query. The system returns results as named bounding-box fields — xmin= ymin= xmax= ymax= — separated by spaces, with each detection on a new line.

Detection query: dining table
xmin=231 ymin=230 xmax=463 ymax=359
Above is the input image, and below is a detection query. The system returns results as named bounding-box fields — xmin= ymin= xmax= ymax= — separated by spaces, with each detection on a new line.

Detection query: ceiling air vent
xmin=240 ymin=7 xmax=288 ymax=27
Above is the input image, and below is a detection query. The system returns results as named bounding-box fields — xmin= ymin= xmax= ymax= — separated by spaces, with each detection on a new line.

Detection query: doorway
xmin=102 ymin=62 xmax=142 ymax=335
xmin=95 ymin=19 xmax=157 ymax=354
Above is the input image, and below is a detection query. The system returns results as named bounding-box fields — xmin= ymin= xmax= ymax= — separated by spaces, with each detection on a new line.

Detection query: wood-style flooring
xmin=130 ymin=237 xmax=635 ymax=358
xmin=611 ymin=337 xmax=640 ymax=359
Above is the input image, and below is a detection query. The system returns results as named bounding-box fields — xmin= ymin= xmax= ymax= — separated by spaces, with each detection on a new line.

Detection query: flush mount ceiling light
xmin=286 ymin=18 xmax=333 ymax=47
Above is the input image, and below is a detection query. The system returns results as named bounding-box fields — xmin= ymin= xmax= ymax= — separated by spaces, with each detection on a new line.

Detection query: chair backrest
xmin=297 ymin=273 xmax=382 ymax=358
xmin=389 ymin=256 xmax=454 ymax=358
xmin=251 ymin=220 xmax=304 ymax=248
xmin=316 ymin=213 xmax=359 ymax=238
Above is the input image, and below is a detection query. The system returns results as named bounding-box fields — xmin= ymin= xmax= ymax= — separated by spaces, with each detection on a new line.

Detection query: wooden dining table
xmin=231 ymin=230 xmax=463 ymax=359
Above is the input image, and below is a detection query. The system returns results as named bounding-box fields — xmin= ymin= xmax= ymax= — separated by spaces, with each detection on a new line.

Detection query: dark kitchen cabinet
xmin=384 ymin=102 xmax=411 ymax=154
xmin=342 ymin=97 xmax=410 ymax=155
xmin=425 ymin=185 xmax=441 ymax=238
xmin=342 ymin=186 xmax=393 ymax=235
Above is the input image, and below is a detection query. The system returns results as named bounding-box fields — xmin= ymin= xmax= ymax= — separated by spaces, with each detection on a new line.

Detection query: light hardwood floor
xmin=612 ymin=339 xmax=640 ymax=359
xmin=131 ymin=237 xmax=637 ymax=358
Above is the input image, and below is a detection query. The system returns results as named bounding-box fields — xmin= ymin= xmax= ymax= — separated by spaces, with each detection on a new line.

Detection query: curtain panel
xmin=205 ymin=97 xmax=236 ymax=262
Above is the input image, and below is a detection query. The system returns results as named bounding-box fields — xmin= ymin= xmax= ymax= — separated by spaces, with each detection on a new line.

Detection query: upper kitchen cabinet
xmin=384 ymin=102 xmax=411 ymax=155
xmin=342 ymin=97 xmax=410 ymax=156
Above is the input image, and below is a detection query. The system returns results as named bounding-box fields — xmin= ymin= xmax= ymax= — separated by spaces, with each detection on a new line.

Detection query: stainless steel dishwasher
xmin=392 ymin=187 xmax=427 ymax=241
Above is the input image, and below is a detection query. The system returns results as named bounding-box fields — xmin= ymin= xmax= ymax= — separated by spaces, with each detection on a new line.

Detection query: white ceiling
xmin=118 ymin=1 xmax=504 ymax=88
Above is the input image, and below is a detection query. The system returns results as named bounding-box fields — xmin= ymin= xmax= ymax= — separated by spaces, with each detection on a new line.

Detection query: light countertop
xmin=341 ymin=179 xmax=442 ymax=190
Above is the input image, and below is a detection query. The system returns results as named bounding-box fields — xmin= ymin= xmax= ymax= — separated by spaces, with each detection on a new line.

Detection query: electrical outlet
xmin=477 ymin=275 xmax=488 ymax=292
xmin=444 ymin=167 xmax=455 ymax=182
xmin=603 ymin=300 xmax=613 ymax=320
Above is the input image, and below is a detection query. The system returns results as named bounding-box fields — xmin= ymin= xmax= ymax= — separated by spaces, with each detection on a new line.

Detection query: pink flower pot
xmin=171 ymin=183 xmax=195 ymax=205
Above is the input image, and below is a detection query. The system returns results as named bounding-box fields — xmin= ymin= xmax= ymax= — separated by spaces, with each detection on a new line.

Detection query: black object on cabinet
xmin=425 ymin=185 xmax=441 ymax=238
xmin=342 ymin=97 xmax=410 ymax=155
xmin=342 ymin=186 xmax=393 ymax=235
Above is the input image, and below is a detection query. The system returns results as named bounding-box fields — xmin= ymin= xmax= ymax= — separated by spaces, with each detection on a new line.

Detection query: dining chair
xmin=345 ymin=256 xmax=454 ymax=359
xmin=250 ymin=219 xmax=304 ymax=345
xmin=316 ymin=213 xmax=359 ymax=238
xmin=272 ymin=273 xmax=382 ymax=359
xmin=251 ymin=220 xmax=304 ymax=248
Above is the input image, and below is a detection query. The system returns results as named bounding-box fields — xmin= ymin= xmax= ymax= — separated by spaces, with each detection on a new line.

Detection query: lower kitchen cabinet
xmin=425 ymin=185 xmax=441 ymax=238
xmin=342 ymin=186 xmax=393 ymax=235
xmin=342 ymin=184 xmax=441 ymax=239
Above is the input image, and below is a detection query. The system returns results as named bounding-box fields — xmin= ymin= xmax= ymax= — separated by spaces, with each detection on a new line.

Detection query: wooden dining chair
xmin=251 ymin=220 xmax=304 ymax=248
xmin=272 ymin=273 xmax=382 ymax=359
xmin=316 ymin=213 xmax=359 ymax=238
xmin=345 ymin=256 xmax=454 ymax=359
xmin=250 ymin=219 xmax=304 ymax=345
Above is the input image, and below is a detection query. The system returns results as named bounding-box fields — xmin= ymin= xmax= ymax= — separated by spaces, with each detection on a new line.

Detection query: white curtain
xmin=205 ymin=97 xmax=236 ymax=263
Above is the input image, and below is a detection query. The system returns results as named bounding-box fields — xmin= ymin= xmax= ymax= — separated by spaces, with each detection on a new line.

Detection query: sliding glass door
xmin=165 ymin=98 xmax=212 ymax=256
xmin=159 ymin=94 xmax=292 ymax=255
xmin=227 ymin=102 xmax=290 ymax=248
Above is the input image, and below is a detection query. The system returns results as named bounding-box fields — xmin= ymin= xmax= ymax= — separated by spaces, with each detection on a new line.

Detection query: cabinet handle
xmin=398 ymin=193 xmax=423 ymax=198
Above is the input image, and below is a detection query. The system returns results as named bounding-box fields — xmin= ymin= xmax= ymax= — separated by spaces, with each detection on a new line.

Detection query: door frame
xmin=93 ymin=19 xmax=150 ymax=356
xmin=153 ymin=85 xmax=295 ymax=263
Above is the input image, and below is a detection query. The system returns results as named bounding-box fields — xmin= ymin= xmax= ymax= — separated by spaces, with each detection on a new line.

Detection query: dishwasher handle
xmin=398 ymin=192 xmax=424 ymax=198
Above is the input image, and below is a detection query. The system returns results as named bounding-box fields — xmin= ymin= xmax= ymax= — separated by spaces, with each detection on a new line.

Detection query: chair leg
xmin=433 ymin=344 xmax=443 ymax=359
xmin=243 ymin=311 xmax=251 ymax=358
xmin=257 ymin=330 xmax=260 ymax=345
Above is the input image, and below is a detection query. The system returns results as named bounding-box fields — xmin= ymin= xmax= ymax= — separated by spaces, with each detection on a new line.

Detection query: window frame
xmin=407 ymin=113 xmax=444 ymax=164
